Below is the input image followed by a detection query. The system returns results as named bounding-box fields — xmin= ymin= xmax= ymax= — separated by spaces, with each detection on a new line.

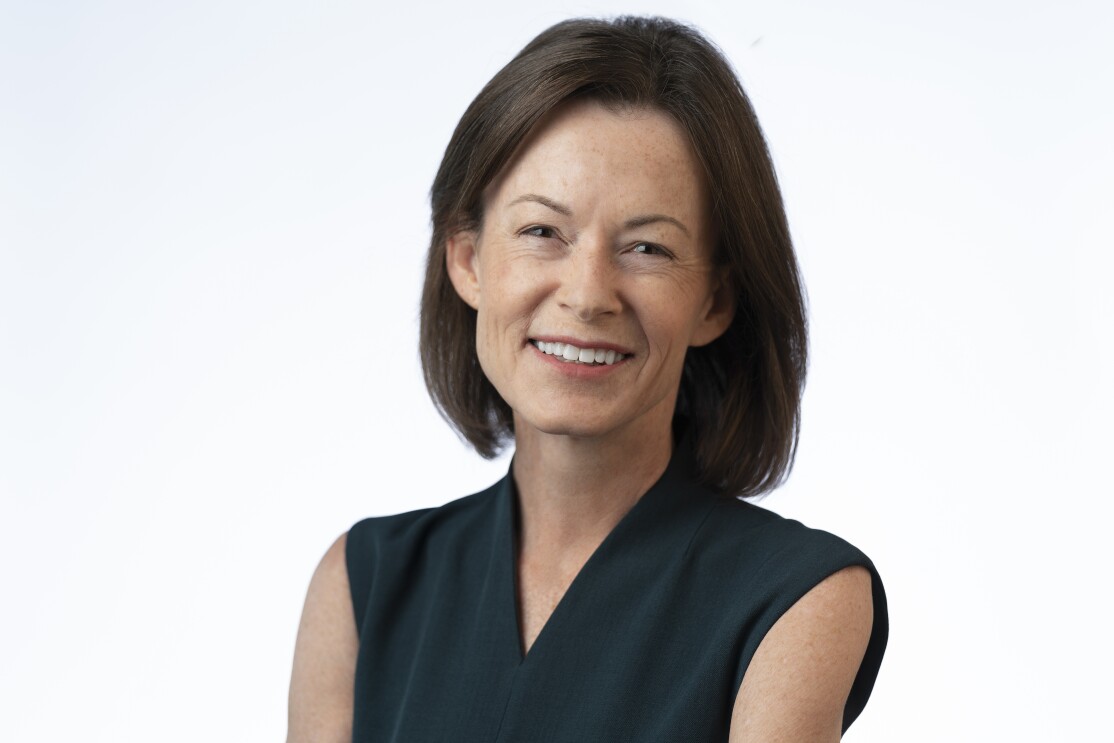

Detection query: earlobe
xmin=445 ymin=230 xmax=481 ymax=310
xmin=691 ymin=277 xmax=736 ymax=347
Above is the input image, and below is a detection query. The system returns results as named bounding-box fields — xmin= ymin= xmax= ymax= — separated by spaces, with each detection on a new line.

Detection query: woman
xmin=289 ymin=16 xmax=887 ymax=743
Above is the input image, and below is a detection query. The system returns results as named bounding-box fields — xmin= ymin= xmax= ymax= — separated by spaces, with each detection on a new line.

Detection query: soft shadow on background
xmin=1 ymin=1 xmax=1110 ymax=740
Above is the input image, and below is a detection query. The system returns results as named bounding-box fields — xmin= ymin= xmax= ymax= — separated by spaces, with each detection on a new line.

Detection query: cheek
xmin=473 ymin=290 xmax=523 ymax=379
xmin=474 ymin=306 xmax=503 ymax=362
xmin=485 ymin=262 xmax=546 ymax=326
xmin=472 ymin=313 xmax=503 ymax=394
xmin=642 ymin=301 xmax=711 ymax=361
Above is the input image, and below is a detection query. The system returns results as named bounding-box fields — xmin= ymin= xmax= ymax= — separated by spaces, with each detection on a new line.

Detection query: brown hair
xmin=419 ymin=16 xmax=807 ymax=498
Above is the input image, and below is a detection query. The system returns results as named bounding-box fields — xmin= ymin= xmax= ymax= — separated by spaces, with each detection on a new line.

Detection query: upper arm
xmin=287 ymin=532 xmax=358 ymax=743
xmin=729 ymin=565 xmax=874 ymax=743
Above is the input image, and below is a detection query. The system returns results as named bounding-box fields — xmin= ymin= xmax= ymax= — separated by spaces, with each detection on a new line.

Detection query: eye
xmin=521 ymin=225 xmax=556 ymax=239
xmin=631 ymin=242 xmax=669 ymax=257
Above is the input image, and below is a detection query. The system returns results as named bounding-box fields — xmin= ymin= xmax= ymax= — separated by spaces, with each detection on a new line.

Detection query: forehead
xmin=483 ymin=99 xmax=709 ymax=224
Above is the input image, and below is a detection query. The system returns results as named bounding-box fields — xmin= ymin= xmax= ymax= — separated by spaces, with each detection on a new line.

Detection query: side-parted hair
xmin=419 ymin=16 xmax=808 ymax=499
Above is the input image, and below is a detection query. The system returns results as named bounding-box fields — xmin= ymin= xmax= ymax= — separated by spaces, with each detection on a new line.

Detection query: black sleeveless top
xmin=346 ymin=446 xmax=888 ymax=742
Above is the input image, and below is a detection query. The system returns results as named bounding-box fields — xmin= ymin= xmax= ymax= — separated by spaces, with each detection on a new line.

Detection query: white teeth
xmin=531 ymin=340 xmax=627 ymax=365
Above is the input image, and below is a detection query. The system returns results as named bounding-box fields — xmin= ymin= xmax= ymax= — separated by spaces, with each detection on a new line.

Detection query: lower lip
xmin=528 ymin=343 xmax=629 ymax=379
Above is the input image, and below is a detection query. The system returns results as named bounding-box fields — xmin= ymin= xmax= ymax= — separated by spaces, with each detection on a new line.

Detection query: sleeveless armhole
xmin=345 ymin=518 xmax=378 ymax=633
xmin=735 ymin=527 xmax=889 ymax=734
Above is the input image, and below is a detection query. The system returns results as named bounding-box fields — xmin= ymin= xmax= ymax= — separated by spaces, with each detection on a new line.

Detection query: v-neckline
xmin=504 ymin=473 xmax=627 ymax=665
xmin=498 ymin=443 xmax=699 ymax=666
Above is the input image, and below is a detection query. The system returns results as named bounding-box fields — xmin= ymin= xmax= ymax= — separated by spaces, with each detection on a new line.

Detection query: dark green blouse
xmin=346 ymin=445 xmax=888 ymax=742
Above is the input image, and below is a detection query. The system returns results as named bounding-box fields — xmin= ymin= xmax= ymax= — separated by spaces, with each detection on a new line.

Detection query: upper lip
xmin=528 ymin=335 xmax=635 ymax=355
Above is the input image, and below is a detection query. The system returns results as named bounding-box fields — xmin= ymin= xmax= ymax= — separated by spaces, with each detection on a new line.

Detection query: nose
xmin=556 ymin=238 xmax=622 ymax=322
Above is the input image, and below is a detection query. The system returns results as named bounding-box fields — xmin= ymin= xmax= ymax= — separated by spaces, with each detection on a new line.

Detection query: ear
xmin=445 ymin=230 xmax=481 ymax=310
xmin=690 ymin=274 xmax=736 ymax=348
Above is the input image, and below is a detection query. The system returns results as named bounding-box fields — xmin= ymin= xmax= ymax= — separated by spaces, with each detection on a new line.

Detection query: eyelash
xmin=520 ymin=226 xmax=672 ymax=259
xmin=522 ymin=226 xmax=555 ymax=239
xmin=631 ymin=242 xmax=668 ymax=257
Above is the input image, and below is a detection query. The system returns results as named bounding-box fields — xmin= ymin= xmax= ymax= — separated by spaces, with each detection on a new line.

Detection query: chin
xmin=513 ymin=407 xmax=617 ymax=441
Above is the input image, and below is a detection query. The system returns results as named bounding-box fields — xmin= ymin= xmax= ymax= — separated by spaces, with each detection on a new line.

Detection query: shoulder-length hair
xmin=419 ymin=16 xmax=808 ymax=499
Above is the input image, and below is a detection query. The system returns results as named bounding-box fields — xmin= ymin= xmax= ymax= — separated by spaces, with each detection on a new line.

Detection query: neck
xmin=510 ymin=414 xmax=675 ymax=569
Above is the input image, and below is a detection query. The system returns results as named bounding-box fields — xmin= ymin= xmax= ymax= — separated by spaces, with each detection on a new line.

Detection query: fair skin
xmin=287 ymin=100 xmax=873 ymax=742
xmin=287 ymin=533 xmax=355 ymax=743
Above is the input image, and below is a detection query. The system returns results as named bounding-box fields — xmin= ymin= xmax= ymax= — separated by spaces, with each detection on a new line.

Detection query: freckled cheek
xmin=474 ymin=307 xmax=525 ymax=379
xmin=641 ymin=314 xmax=698 ymax=366
xmin=493 ymin=272 xmax=552 ymax=327
xmin=473 ymin=315 xmax=504 ymax=390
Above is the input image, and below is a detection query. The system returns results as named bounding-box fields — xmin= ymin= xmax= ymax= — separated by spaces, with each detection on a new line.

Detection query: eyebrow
xmin=507 ymin=193 xmax=691 ymax=237
xmin=624 ymin=213 xmax=690 ymax=237
xmin=508 ymin=193 xmax=572 ymax=216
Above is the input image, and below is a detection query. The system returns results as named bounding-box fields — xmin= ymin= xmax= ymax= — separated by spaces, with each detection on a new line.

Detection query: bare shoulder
xmin=729 ymin=565 xmax=873 ymax=743
xmin=287 ymin=532 xmax=358 ymax=743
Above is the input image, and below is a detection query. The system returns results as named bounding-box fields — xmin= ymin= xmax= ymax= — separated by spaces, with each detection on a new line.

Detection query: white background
xmin=2 ymin=0 xmax=1111 ymax=740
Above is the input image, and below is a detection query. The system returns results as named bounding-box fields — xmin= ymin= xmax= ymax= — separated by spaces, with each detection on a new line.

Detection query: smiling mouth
xmin=530 ymin=340 xmax=628 ymax=366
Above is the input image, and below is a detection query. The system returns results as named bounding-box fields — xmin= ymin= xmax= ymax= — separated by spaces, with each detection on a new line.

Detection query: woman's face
xmin=447 ymin=99 xmax=734 ymax=445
